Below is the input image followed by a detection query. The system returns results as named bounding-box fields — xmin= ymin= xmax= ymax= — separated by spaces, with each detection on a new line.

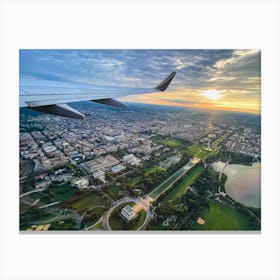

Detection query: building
xmin=42 ymin=143 xmax=57 ymax=156
xmin=31 ymin=131 xmax=47 ymax=143
xmin=129 ymin=143 xmax=152 ymax=155
xmin=162 ymin=215 xmax=177 ymax=227
xmin=81 ymin=155 xmax=120 ymax=173
xmin=92 ymin=170 xmax=105 ymax=182
xmin=101 ymin=135 xmax=115 ymax=142
xmin=120 ymin=205 xmax=137 ymax=221
xmin=142 ymin=155 xmax=151 ymax=161
xmin=111 ymin=164 xmax=126 ymax=173
xmin=123 ymin=154 xmax=141 ymax=166
xmin=159 ymin=155 xmax=181 ymax=170
xmin=35 ymin=181 xmax=50 ymax=189
xmin=72 ymin=178 xmax=89 ymax=189
xmin=207 ymin=133 xmax=216 ymax=139
xmin=244 ymin=127 xmax=252 ymax=138
xmin=71 ymin=153 xmax=85 ymax=161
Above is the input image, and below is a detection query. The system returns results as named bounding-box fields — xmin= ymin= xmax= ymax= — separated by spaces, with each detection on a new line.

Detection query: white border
xmin=1 ymin=1 xmax=280 ymax=280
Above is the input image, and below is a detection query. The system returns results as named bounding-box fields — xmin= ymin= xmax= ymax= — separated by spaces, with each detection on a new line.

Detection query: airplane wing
xmin=20 ymin=72 xmax=176 ymax=119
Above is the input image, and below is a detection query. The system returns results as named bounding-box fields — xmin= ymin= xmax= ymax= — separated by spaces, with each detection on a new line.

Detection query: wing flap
xmin=92 ymin=98 xmax=128 ymax=108
xmin=31 ymin=103 xmax=84 ymax=119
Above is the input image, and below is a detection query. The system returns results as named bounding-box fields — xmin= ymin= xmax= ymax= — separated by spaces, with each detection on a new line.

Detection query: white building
xmin=72 ymin=178 xmax=89 ymax=189
xmin=205 ymin=139 xmax=212 ymax=151
xmin=159 ymin=155 xmax=181 ymax=170
xmin=123 ymin=154 xmax=141 ymax=166
xmin=208 ymin=133 xmax=216 ymax=139
xmin=120 ymin=205 xmax=137 ymax=221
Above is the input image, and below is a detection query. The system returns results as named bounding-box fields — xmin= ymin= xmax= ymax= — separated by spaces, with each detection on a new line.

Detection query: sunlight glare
xmin=201 ymin=89 xmax=223 ymax=101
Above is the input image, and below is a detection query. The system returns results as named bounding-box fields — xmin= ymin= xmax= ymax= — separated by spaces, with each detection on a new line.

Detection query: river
xmin=212 ymin=161 xmax=261 ymax=208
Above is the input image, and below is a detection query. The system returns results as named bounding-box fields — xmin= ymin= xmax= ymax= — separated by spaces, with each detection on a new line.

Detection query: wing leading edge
xmin=20 ymin=71 xmax=176 ymax=119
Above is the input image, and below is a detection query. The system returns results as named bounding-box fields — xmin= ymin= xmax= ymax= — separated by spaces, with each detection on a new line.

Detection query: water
xmin=212 ymin=161 xmax=261 ymax=208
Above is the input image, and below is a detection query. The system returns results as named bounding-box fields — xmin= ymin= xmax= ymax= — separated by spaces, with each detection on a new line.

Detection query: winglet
xmin=155 ymin=71 xmax=176 ymax=92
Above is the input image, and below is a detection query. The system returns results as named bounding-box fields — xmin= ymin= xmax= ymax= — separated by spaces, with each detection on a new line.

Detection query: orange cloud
xmin=121 ymin=87 xmax=260 ymax=114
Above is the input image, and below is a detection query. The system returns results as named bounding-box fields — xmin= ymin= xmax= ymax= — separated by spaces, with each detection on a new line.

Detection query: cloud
xmin=20 ymin=49 xmax=261 ymax=113
xmin=207 ymin=49 xmax=261 ymax=90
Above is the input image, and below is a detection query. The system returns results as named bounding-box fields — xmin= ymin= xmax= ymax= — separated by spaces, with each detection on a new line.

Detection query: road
xmin=84 ymin=216 xmax=103 ymax=231
xmin=39 ymin=201 xmax=60 ymax=209
xmin=20 ymin=188 xmax=46 ymax=198
xmin=28 ymin=208 xmax=82 ymax=229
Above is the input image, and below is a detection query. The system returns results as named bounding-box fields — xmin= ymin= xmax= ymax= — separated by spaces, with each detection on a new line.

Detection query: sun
xmin=201 ymin=89 xmax=223 ymax=101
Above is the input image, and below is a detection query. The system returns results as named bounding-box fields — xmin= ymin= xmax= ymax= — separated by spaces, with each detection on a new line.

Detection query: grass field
xmin=20 ymin=203 xmax=31 ymax=212
xmin=162 ymin=139 xmax=182 ymax=147
xmin=49 ymin=184 xmax=80 ymax=202
xmin=91 ymin=220 xmax=103 ymax=230
xmin=145 ymin=165 xmax=162 ymax=176
xmin=70 ymin=193 xmax=107 ymax=211
xmin=187 ymin=143 xmax=201 ymax=156
xmin=148 ymin=221 xmax=176 ymax=230
xmin=107 ymin=184 xmax=120 ymax=199
xmin=32 ymin=183 xmax=80 ymax=204
xmin=190 ymin=200 xmax=250 ymax=230
xmin=134 ymin=209 xmax=147 ymax=230
xmin=20 ymin=208 xmax=57 ymax=230
xmin=131 ymin=176 xmax=141 ymax=185
xmin=161 ymin=165 xmax=204 ymax=202
xmin=196 ymin=150 xmax=208 ymax=159
xmin=211 ymin=131 xmax=232 ymax=148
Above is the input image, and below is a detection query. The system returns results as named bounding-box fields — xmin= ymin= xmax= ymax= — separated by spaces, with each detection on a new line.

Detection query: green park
xmin=190 ymin=200 xmax=251 ymax=230
xmin=160 ymin=165 xmax=204 ymax=202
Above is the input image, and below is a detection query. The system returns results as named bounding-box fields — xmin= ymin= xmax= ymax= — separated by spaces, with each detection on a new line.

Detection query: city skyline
xmin=19 ymin=103 xmax=261 ymax=231
xmin=20 ymin=49 xmax=261 ymax=114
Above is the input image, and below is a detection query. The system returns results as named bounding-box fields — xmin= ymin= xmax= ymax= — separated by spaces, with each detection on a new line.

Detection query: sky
xmin=20 ymin=49 xmax=261 ymax=114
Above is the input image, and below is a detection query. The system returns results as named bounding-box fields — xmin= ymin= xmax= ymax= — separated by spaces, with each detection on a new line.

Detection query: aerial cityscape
xmin=19 ymin=49 xmax=261 ymax=231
